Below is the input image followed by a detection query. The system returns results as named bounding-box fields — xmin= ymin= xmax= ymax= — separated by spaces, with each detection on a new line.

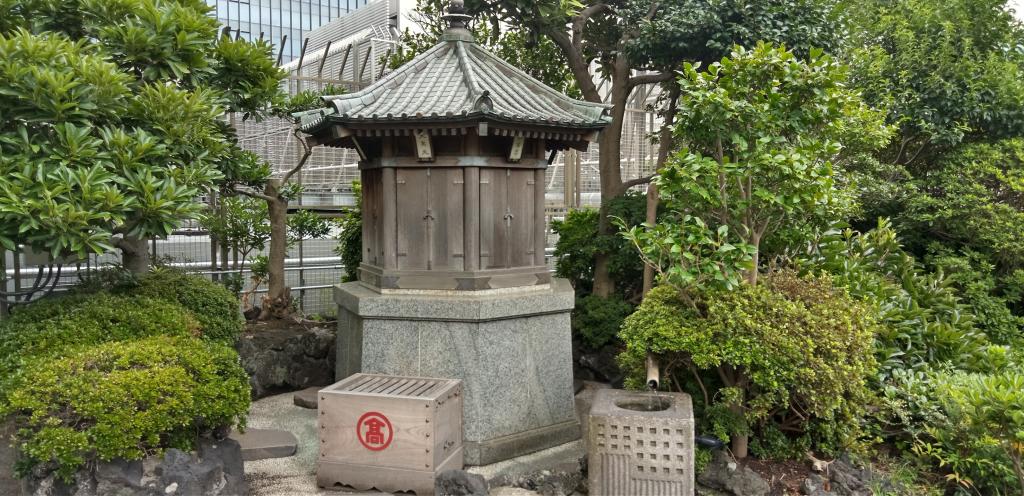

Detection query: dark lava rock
xmin=575 ymin=342 xmax=624 ymax=387
xmin=493 ymin=459 xmax=585 ymax=496
xmin=799 ymin=473 xmax=833 ymax=496
xmin=697 ymin=451 xmax=770 ymax=496
xmin=22 ymin=438 xmax=245 ymax=496
xmin=236 ymin=320 xmax=336 ymax=399
xmin=436 ymin=469 xmax=489 ymax=496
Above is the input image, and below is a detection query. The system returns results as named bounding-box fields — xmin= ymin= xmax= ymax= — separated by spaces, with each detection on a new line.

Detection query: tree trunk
xmin=120 ymin=235 xmax=150 ymax=274
xmin=641 ymin=84 xmax=681 ymax=298
xmin=592 ymin=57 xmax=634 ymax=298
xmin=747 ymin=232 xmax=760 ymax=286
xmin=641 ymin=182 xmax=658 ymax=296
xmin=260 ymin=180 xmax=291 ymax=319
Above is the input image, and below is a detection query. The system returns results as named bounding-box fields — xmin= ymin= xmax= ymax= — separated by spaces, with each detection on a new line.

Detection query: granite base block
xmin=334 ymin=279 xmax=579 ymax=465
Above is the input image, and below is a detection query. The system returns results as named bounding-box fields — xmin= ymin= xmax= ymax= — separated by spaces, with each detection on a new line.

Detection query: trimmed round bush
xmin=0 ymin=292 xmax=199 ymax=399
xmin=2 ymin=335 xmax=250 ymax=480
xmin=127 ymin=270 xmax=244 ymax=344
xmin=620 ymin=270 xmax=878 ymax=456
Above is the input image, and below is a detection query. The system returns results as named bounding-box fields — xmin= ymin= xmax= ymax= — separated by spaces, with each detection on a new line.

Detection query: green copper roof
xmin=296 ymin=34 xmax=611 ymax=134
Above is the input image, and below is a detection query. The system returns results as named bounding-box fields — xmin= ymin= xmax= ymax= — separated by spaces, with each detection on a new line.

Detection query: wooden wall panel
xmin=479 ymin=168 xmax=510 ymax=269
xmin=508 ymin=169 xmax=535 ymax=267
xmin=429 ymin=168 xmax=464 ymax=271
xmin=360 ymin=168 xmax=382 ymax=267
xmin=396 ymin=169 xmax=429 ymax=270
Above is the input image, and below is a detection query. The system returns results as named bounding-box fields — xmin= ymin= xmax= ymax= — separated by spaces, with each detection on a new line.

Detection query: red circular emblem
xmin=356 ymin=411 xmax=394 ymax=451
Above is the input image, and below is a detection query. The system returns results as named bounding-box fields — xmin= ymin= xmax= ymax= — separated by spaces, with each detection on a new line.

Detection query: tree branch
xmin=628 ymin=71 xmax=674 ymax=89
xmin=281 ymin=128 xmax=314 ymax=185
xmin=233 ymin=186 xmax=277 ymax=203
xmin=621 ymin=173 xmax=656 ymax=191
xmin=545 ymin=28 xmax=601 ymax=103
xmin=572 ymin=3 xmax=610 ymax=53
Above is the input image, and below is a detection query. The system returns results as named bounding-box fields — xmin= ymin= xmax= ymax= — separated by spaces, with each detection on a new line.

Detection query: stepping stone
xmin=230 ymin=428 xmax=298 ymax=461
xmin=293 ymin=387 xmax=320 ymax=409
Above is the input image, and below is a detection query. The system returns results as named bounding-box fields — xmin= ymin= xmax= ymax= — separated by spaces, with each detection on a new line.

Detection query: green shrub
xmin=552 ymin=192 xmax=649 ymax=299
xmin=926 ymin=250 xmax=1024 ymax=346
xmin=334 ymin=180 xmax=362 ymax=283
xmin=795 ymin=219 xmax=995 ymax=378
xmin=913 ymin=370 xmax=1024 ymax=494
xmin=127 ymin=270 xmax=243 ymax=343
xmin=2 ymin=336 xmax=250 ymax=481
xmin=620 ymin=271 xmax=878 ymax=456
xmin=572 ymin=294 xmax=633 ymax=350
xmin=0 ymin=293 xmax=198 ymax=400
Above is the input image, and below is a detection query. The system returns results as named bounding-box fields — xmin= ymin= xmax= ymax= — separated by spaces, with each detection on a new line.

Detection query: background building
xmin=205 ymin=0 xmax=373 ymax=63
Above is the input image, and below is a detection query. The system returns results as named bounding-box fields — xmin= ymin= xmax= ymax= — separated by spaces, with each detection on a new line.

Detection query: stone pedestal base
xmin=334 ymin=279 xmax=580 ymax=465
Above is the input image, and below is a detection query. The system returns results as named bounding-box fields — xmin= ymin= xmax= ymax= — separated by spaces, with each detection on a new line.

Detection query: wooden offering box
xmin=317 ymin=373 xmax=463 ymax=496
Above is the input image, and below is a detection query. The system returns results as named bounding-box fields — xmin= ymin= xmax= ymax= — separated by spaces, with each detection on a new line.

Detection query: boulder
xmin=236 ymin=322 xmax=336 ymax=399
xmin=436 ymin=469 xmax=489 ymax=496
xmin=22 ymin=438 xmax=245 ymax=496
xmin=799 ymin=473 xmax=834 ymax=496
xmin=697 ymin=451 xmax=770 ymax=496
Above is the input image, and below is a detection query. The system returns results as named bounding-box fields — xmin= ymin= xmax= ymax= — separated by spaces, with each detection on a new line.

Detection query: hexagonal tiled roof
xmin=295 ymin=29 xmax=611 ymax=135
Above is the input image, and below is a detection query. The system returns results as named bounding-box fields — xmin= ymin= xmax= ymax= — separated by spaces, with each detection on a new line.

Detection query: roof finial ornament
xmin=441 ymin=0 xmax=474 ymax=41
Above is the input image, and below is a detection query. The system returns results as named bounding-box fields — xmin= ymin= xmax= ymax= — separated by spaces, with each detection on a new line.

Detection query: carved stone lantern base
xmin=334 ymin=278 xmax=579 ymax=465
xmin=587 ymin=389 xmax=695 ymax=495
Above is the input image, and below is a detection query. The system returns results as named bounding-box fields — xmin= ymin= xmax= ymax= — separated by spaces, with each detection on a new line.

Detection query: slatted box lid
xmin=319 ymin=373 xmax=463 ymax=473
xmin=330 ymin=373 xmax=459 ymax=399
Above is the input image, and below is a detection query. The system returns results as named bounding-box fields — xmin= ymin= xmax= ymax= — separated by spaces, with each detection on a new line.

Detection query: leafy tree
xmin=552 ymin=192 xmax=650 ymax=300
xmin=843 ymin=0 xmax=1024 ymax=167
xmin=200 ymin=196 xmax=271 ymax=293
xmin=231 ymin=87 xmax=334 ymax=319
xmin=0 ymin=0 xmax=283 ymax=272
xmin=624 ymin=43 xmax=890 ymax=297
xmin=451 ymin=0 xmax=843 ymax=297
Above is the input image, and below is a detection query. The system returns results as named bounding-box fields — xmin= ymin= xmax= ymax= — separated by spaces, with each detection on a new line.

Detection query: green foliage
xmin=620 ymin=271 xmax=878 ymax=455
xmin=795 ymin=219 xmax=999 ymax=378
xmin=844 ymin=0 xmax=1024 ymax=161
xmin=0 ymin=292 xmax=198 ymax=400
xmin=552 ymin=192 xmax=649 ymax=299
xmin=927 ymin=251 xmax=1024 ymax=346
xmin=200 ymin=195 xmax=271 ymax=270
xmin=129 ymin=269 xmax=243 ymax=343
xmin=461 ymin=0 xmax=843 ymax=72
xmin=618 ymin=214 xmax=754 ymax=294
xmin=0 ymin=0 xmax=283 ymax=260
xmin=270 ymin=83 xmax=345 ymax=118
xmin=628 ymin=43 xmax=890 ymax=295
xmin=899 ymin=140 xmax=1024 ymax=274
xmin=572 ymin=295 xmax=633 ymax=350
xmin=912 ymin=370 xmax=1024 ymax=494
xmin=334 ymin=180 xmax=362 ymax=283
xmin=288 ymin=209 xmax=330 ymax=245
xmin=2 ymin=335 xmax=249 ymax=481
